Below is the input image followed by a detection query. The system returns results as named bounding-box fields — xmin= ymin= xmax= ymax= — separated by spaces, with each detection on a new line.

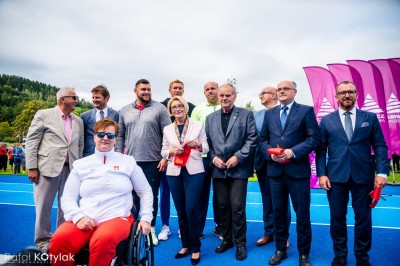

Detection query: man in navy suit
xmin=316 ymin=81 xmax=389 ymax=266
xmin=259 ymin=80 xmax=320 ymax=266
xmin=206 ymin=83 xmax=257 ymax=261
xmin=81 ymin=85 xmax=119 ymax=157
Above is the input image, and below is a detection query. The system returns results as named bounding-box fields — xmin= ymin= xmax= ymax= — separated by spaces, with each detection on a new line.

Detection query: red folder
xmin=174 ymin=147 xmax=192 ymax=166
xmin=267 ymin=147 xmax=289 ymax=164
xmin=369 ymin=187 xmax=382 ymax=208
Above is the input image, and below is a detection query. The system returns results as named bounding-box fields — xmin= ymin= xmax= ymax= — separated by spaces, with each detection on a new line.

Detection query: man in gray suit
xmin=81 ymin=85 xmax=119 ymax=157
xmin=25 ymin=87 xmax=84 ymax=252
xmin=205 ymin=83 xmax=257 ymax=261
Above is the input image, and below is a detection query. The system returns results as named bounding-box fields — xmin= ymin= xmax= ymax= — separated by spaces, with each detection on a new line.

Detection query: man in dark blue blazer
xmin=205 ymin=83 xmax=257 ymax=261
xmin=81 ymin=85 xmax=119 ymax=157
xmin=316 ymin=81 xmax=389 ymax=266
xmin=259 ymin=80 xmax=320 ymax=266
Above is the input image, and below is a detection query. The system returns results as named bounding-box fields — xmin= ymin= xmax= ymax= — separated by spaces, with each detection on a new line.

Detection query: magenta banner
xmin=389 ymin=57 xmax=400 ymax=64
xmin=327 ymin=63 xmax=365 ymax=108
xmin=347 ymin=60 xmax=392 ymax=157
xmin=303 ymin=66 xmax=338 ymax=123
xmin=369 ymin=59 xmax=400 ymax=155
xmin=309 ymin=153 xmax=319 ymax=188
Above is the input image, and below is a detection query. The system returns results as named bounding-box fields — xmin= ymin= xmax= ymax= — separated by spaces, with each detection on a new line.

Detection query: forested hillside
xmin=0 ymin=74 xmax=92 ymax=142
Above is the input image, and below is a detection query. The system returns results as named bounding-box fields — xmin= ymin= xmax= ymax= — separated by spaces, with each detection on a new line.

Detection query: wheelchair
xmin=74 ymin=219 xmax=154 ymax=266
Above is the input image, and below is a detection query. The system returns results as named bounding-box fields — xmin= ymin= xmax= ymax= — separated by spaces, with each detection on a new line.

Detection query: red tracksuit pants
xmin=49 ymin=215 xmax=134 ymax=266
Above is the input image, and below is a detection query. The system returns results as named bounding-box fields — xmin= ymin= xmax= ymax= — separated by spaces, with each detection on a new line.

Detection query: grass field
xmin=1 ymin=167 xmax=400 ymax=184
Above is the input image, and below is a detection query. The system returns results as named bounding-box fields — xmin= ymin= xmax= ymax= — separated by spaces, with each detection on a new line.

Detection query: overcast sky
xmin=1 ymin=0 xmax=399 ymax=111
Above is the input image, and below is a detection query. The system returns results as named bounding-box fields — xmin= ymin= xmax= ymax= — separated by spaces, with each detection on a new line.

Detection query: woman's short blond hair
xmin=167 ymin=96 xmax=189 ymax=116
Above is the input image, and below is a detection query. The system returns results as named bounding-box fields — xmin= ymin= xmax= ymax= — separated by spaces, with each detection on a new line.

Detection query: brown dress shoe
xmin=256 ymin=236 xmax=274 ymax=246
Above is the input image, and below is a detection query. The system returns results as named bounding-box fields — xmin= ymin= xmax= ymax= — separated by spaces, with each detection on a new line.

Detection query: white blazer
xmin=161 ymin=118 xmax=209 ymax=176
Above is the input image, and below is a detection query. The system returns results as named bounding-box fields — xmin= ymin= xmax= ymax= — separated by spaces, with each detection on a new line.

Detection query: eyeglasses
xmin=277 ymin=87 xmax=294 ymax=93
xmin=171 ymin=104 xmax=185 ymax=111
xmin=96 ymin=132 xmax=116 ymax=139
xmin=337 ymin=90 xmax=357 ymax=96
xmin=259 ymin=92 xmax=274 ymax=97
xmin=63 ymin=96 xmax=79 ymax=101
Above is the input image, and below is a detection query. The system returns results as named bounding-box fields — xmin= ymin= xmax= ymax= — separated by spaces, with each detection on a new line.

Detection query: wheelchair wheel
xmin=136 ymin=230 xmax=154 ymax=266
xmin=126 ymin=220 xmax=140 ymax=266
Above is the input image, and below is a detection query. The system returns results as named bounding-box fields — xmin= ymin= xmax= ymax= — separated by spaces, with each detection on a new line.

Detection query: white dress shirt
xmin=338 ymin=106 xmax=356 ymax=130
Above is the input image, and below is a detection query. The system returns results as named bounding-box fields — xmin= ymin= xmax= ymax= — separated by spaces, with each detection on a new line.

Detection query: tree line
xmin=0 ymin=74 xmax=92 ymax=143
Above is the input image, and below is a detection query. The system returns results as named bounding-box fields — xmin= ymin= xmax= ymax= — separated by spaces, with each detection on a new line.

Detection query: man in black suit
xmin=205 ymin=83 xmax=257 ymax=261
xmin=316 ymin=81 xmax=389 ymax=266
xmin=260 ymin=80 xmax=320 ymax=266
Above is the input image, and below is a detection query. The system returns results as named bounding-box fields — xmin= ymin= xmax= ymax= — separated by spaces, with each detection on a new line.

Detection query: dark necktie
xmin=344 ymin=111 xmax=353 ymax=141
xmin=280 ymin=105 xmax=288 ymax=128
xmin=100 ymin=110 xmax=104 ymax=120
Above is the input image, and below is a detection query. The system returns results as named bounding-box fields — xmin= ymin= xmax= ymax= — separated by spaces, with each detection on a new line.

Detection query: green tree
xmin=13 ymin=100 xmax=48 ymax=138
xmin=0 ymin=122 xmax=15 ymax=141
xmin=244 ymin=101 xmax=256 ymax=112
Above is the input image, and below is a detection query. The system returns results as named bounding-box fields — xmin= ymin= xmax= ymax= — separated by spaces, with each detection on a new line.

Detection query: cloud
xmin=1 ymin=0 xmax=399 ymax=111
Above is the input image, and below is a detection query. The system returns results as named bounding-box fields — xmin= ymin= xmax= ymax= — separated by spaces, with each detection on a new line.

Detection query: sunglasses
xmin=63 ymin=95 xmax=79 ymax=101
xmin=96 ymin=132 xmax=116 ymax=139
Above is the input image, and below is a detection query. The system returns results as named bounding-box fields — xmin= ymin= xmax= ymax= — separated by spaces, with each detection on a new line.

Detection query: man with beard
xmin=116 ymin=79 xmax=171 ymax=246
xmin=206 ymin=83 xmax=257 ymax=261
xmin=25 ymin=87 xmax=84 ymax=252
xmin=316 ymin=81 xmax=389 ymax=266
xmin=81 ymin=85 xmax=119 ymax=157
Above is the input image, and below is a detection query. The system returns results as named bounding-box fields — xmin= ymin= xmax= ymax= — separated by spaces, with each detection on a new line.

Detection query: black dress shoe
xmin=174 ymin=249 xmax=190 ymax=259
xmin=332 ymin=256 xmax=347 ymax=266
xmin=236 ymin=246 xmax=247 ymax=261
xmin=269 ymin=250 xmax=288 ymax=265
xmin=356 ymin=260 xmax=371 ymax=266
xmin=191 ymin=253 xmax=201 ymax=265
xmin=215 ymin=241 xmax=234 ymax=254
xmin=299 ymin=255 xmax=311 ymax=266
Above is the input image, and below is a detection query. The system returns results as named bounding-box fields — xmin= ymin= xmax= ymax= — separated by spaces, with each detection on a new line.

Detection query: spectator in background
xmin=81 ymin=84 xmax=119 ymax=157
xmin=393 ymin=153 xmax=400 ymax=173
xmin=20 ymin=144 xmax=26 ymax=173
xmin=0 ymin=142 xmax=7 ymax=172
xmin=13 ymin=143 xmax=23 ymax=174
xmin=7 ymin=144 xmax=14 ymax=173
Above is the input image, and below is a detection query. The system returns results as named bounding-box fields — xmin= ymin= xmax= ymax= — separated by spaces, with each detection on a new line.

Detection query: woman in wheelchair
xmin=49 ymin=118 xmax=153 ymax=266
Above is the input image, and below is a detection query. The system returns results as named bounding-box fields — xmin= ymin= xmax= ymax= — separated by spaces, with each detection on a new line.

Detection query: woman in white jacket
xmin=49 ymin=118 xmax=153 ymax=266
xmin=161 ymin=96 xmax=209 ymax=265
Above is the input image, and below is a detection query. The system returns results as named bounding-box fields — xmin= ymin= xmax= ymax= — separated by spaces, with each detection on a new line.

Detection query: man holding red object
xmin=259 ymin=80 xmax=320 ymax=266
xmin=316 ymin=81 xmax=389 ymax=266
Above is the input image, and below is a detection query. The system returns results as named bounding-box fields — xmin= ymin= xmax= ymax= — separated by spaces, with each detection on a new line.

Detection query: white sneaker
xmin=158 ymin=225 xmax=171 ymax=240
xmin=150 ymin=228 xmax=158 ymax=246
